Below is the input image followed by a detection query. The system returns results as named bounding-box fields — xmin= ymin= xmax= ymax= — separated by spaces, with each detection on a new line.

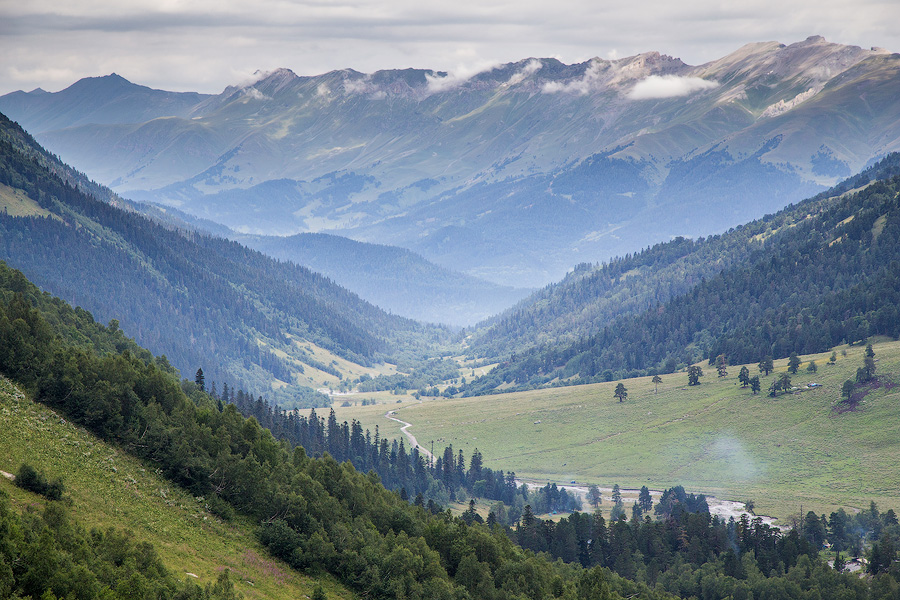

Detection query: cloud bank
xmin=0 ymin=0 xmax=897 ymax=96
xmin=505 ymin=58 xmax=543 ymax=86
xmin=542 ymin=59 xmax=606 ymax=95
xmin=628 ymin=75 xmax=719 ymax=99
xmin=425 ymin=59 xmax=498 ymax=94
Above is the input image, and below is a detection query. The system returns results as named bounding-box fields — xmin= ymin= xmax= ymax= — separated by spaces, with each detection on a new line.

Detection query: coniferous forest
xmin=460 ymin=155 xmax=900 ymax=394
xmin=0 ymin=112 xmax=446 ymax=407
xmin=3 ymin=233 xmax=900 ymax=599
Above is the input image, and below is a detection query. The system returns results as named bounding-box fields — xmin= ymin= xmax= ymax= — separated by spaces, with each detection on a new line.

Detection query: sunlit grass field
xmin=338 ymin=340 xmax=900 ymax=523
xmin=0 ymin=376 xmax=352 ymax=600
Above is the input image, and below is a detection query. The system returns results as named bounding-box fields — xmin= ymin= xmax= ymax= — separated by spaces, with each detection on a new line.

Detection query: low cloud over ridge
xmin=629 ymin=75 xmax=718 ymax=99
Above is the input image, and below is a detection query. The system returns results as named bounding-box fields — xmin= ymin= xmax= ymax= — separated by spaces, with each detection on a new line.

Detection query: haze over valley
xmin=3 ymin=3 xmax=900 ymax=597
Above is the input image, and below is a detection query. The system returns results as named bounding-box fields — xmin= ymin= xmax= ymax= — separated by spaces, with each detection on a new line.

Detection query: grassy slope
xmin=0 ymin=182 xmax=57 ymax=219
xmin=0 ymin=376 xmax=352 ymax=600
xmin=349 ymin=340 xmax=900 ymax=522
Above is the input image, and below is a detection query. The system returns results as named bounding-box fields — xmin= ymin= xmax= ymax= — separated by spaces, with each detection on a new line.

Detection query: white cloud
xmin=342 ymin=78 xmax=371 ymax=94
xmin=628 ymin=75 xmax=719 ymax=99
xmin=241 ymin=87 xmax=269 ymax=101
xmin=542 ymin=59 xmax=605 ymax=95
xmin=0 ymin=0 xmax=898 ymax=96
xmin=425 ymin=59 xmax=498 ymax=93
xmin=505 ymin=58 xmax=542 ymax=86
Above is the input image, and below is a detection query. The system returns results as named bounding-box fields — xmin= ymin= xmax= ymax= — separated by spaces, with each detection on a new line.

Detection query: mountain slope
xmin=0 ymin=112 xmax=444 ymax=406
xmin=239 ymin=232 xmax=531 ymax=325
xmin=468 ymin=153 xmax=900 ymax=358
xmin=462 ymin=153 xmax=900 ymax=391
xmin=4 ymin=37 xmax=899 ymax=286
xmin=0 ymin=259 xmax=670 ymax=600
xmin=0 ymin=377 xmax=348 ymax=600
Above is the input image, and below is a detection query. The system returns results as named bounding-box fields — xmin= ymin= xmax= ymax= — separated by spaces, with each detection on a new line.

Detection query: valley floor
xmin=336 ymin=340 xmax=900 ymax=523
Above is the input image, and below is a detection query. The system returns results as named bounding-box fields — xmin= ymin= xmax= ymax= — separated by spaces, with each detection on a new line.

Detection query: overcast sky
xmin=1 ymin=0 xmax=898 ymax=96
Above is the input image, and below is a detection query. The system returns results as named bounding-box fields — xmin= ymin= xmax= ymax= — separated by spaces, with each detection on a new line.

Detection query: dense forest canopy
xmin=461 ymin=154 xmax=900 ymax=394
xmin=0 ymin=111 xmax=448 ymax=407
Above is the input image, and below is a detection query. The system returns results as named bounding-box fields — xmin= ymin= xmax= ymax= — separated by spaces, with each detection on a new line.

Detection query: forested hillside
xmin=464 ymin=154 xmax=900 ymax=392
xmin=470 ymin=154 xmax=900 ymax=359
xmin=0 ymin=112 xmax=446 ymax=407
xmin=0 ymin=259 xmax=678 ymax=600
xmin=6 ymin=250 xmax=900 ymax=599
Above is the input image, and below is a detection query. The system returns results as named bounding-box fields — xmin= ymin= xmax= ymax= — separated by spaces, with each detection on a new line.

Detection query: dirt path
xmin=385 ymin=411 xmax=434 ymax=463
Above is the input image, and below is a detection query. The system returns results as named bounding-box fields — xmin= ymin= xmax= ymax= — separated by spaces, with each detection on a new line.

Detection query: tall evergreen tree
xmin=195 ymin=367 xmax=205 ymax=391
xmin=787 ymin=352 xmax=801 ymax=374
xmin=738 ymin=366 xmax=750 ymax=387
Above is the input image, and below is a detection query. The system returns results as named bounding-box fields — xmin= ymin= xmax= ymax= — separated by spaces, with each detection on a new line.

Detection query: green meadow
xmin=0 ymin=376 xmax=352 ymax=600
xmin=345 ymin=341 xmax=900 ymax=523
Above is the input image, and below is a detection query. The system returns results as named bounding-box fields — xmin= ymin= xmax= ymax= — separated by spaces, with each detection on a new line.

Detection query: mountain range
xmin=4 ymin=36 xmax=899 ymax=287
xmin=0 ymin=112 xmax=446 ymax=406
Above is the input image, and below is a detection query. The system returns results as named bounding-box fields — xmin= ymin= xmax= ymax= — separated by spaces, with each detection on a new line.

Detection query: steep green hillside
xmin=0 ymin=112 xmax=447 ymax=407
xmin=376 ymin=340 xmax=900 ymax=522
xmin=465 ymin=154 xmax=900 ymax=391
xmin=470 ymin=153 xmax=900 ymax=359
xmin=0 ymin=376 xmax=350 ymax=600
xmin=0 ymin=259 xmax=676 ymax=600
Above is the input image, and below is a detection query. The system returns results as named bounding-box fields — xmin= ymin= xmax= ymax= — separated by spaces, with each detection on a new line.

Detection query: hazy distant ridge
xmin=3 ymin=36 xmax=899 ymax=286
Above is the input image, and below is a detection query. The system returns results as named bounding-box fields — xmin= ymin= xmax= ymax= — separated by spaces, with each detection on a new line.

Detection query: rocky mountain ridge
xmin=3 ymin=36 xmax=898 ymax=286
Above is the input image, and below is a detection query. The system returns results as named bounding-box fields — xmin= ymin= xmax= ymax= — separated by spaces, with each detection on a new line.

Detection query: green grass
xmin=0 ymin=376 xmax=352 ymax=600
xmin=345 ymin=341 xmax=900 ymax=523
xmin=0 ymin=182 xmax=59 ymax=219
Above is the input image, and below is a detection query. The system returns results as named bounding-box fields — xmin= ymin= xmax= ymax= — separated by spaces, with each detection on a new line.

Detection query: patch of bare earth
xmin=833 ymin=376 xmax=897 ymax=414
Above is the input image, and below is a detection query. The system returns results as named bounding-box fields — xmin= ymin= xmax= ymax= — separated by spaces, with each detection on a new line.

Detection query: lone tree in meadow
xmin=738 ymin=366 xmax=751 ymax=388
xmin=770 ymin=372 xmax=792 ymax=397
xmin=639 ymin=486 xmax=653 ymax=513
xmin=807 ymin=360 xmax=818 ymax=373
xmin=688 ymin=365 xmax=703 ymax=386
xmin=829 ymin=351 xmax=837 ymax=365
xmin=614 ymin=382 xmax=628 ymax=402
xmin=862 ymin=344 xmax=877 ymax=382
xmin=779 ymin=372 xmax=792 ymax=392
xmin=788 ymin=352 xmax=801 ymax=374
xmin=652 ymin=374 xmax=662 ymax=394
xmin=758 ymin=356 xmax=774 ymax=376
